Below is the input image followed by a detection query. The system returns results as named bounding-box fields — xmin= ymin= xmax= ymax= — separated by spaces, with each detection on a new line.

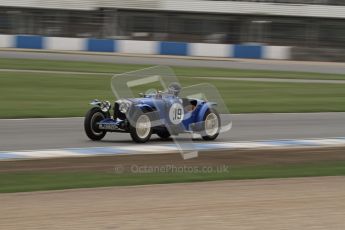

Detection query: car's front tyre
xmin=84 ymin=107 xmax=107 ymax=141
xmin=129 ymin=113 xmax=152 ymax=143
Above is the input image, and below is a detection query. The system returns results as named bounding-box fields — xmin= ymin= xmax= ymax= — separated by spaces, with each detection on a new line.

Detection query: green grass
xmin=0 ymin=72 xmax=114 ymax=118
xmin=181 ymin=77 xmax=345 ymax=113
xmin=0 ymin=58 xmax=345 ymax=118
xmin=1 ymin=57 xmax=345 ymax=80
xmin=0 ymin=71 xmax=345 ymax=118
xmin=1 ymin=161 xmax=345 ymax=193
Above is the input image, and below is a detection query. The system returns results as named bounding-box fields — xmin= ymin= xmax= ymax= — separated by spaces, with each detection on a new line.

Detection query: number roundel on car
xmin=169 ymin=103 xmax=184 ymax=125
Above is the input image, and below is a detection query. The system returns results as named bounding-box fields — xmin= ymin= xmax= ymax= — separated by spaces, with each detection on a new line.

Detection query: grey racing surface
xmin=0 ymin=113 xmax=344 ymax=152
xmin=1 ymin=50 xmax=345 ymax=74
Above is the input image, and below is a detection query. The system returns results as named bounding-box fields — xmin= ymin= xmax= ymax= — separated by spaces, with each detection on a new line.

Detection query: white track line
xmin=1 ymin=137 xmax=345 ymax=161
xmin=0 ymin=68 xmax=111 ymax=76
xmin=192 ymin=76 xmax=345 ymax=84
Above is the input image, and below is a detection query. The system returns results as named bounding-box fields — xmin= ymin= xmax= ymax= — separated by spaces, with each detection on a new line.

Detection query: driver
xmin=168 ymin=82 xmax=181 ymax=96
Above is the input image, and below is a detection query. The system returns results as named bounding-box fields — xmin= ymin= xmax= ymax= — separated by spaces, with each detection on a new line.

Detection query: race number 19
xmin=169 ymin=103 xmax=184 ymax=124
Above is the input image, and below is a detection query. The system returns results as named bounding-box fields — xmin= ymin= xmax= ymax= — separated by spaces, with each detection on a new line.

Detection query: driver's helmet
xmin=168 ymin=82 xmax=181 ymax=96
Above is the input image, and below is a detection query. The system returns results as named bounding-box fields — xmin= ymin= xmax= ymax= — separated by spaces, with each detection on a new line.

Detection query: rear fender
xmin=187 ymin=102 xmax=216 ymax=132
xmin=195 ymin=102 xmax=217 ymax=123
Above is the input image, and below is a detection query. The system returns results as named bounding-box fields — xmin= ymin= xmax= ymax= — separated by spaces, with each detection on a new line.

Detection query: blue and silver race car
xmin=84 ymin=83 xmax=220 ymax=143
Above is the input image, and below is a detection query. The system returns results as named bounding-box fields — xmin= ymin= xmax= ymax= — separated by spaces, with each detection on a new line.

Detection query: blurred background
xmin=1 ymin=0 xmax=345 ymax=61
xmin=1 ymin=3 xmax=345 ymax=227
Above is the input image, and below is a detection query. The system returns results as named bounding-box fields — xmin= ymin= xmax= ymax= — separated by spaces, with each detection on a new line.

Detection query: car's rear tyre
xmin=84 ymin=107 xmax=107 ymax=141
xmin=201 ymin=109 xmax=220 ymax=141
xmin=156 ymin=129 xmax=171 ymax=139
xmin=130 ymin=113 xmax=152 ymax=143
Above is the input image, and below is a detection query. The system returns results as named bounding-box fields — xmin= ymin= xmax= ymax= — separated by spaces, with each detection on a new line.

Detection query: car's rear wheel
xmin=201 ymin=109 xmax=220 ymax=141
xmin=84 ymin=107 xmax=107 ymax=141
xmin=130 ymin=113 xmax=152 ymax=143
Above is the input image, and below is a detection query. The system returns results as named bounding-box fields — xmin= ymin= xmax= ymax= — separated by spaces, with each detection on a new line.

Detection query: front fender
xmin=135 ymin=103 xmax=156 ymax=112
xmin=132 ymin=103 xmax=162 ymax=127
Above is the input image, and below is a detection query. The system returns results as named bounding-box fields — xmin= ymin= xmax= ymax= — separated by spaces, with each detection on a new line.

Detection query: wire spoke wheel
xmin=84 ymin=107 xmax=107 ymax=141
xmin=130 ymin=113 xmax=152 ymax=143
xmin=202 ymin=109 xmax=220 ymax=141
xmin=136 ymin=114 xmax=151 ymax=139
xmin=205 ymin=113 xmax=219 ymax=136
xmin=91 ymin=112 xmax=105 ymax=136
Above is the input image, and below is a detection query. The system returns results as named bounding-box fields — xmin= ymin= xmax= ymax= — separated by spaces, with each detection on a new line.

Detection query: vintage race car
xmin=84 ymin=83 xmax=221 ymax=143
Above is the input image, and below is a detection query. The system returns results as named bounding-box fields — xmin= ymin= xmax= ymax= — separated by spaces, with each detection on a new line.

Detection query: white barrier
xmin=45 ymin=37 xmax=85 ymax=51
xmin=0 ymin=35 xmax=13 ymax=48
xmin=0 ymin=34 xmax=292 ymax=60
xmin=263 ymin=46 xmax=291 ymax=60
xmin=189 ymin=43 xmax=230 ymax=57
xmin=118 ymin=40 xmax=157 ymax=55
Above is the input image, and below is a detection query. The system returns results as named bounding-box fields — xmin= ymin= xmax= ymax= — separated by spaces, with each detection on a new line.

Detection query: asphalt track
xmin=1 ymin=113 xmax=344 ymax=152
xmin=1 ymin=50 xmax=345 ymax=74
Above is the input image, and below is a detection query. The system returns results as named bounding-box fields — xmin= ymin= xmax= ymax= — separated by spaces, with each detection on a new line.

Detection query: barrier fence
xmin=0 ymin=34 xmax=291 ymax=60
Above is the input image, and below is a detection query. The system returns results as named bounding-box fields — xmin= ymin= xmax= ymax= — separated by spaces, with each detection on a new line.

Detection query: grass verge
xmin=1 ymin=69 xmax=345 ymax=118
xmin=1 ymin=57 xmax=345 ymax=80
xmin=1 ymin=161 xmax=345 ymax=193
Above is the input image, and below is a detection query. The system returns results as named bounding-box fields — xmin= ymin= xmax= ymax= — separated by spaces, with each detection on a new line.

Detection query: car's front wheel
xmin=84 ymin=107 xmax=107 ymax=141
xmin=129 ymin=113 xmax=152 ymax=143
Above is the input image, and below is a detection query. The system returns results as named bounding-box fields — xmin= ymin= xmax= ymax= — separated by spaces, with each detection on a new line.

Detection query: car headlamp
xmin=119 ymin=100 xmax=132 ymax=113
xmin=100 ymin=101 xmax=111 ymax=112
